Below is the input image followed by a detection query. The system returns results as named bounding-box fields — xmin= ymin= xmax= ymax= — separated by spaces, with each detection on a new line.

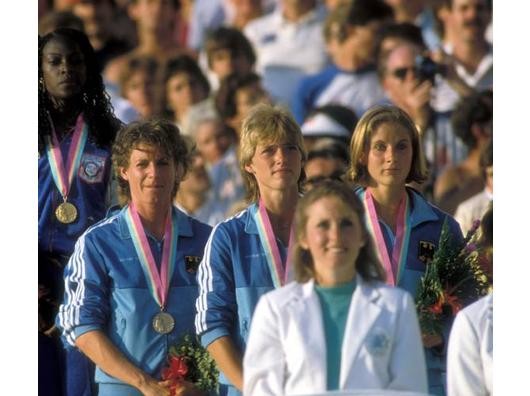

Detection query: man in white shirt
xmin=436 ymin=0 xmax=492 ymax=90
xmin=244 ymin=0 xmax=329 ymax=105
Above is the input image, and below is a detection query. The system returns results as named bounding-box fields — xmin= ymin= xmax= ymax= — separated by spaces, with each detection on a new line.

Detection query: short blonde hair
xmin=348 ymin=105 xmax=428 ymax=185
xmin=293 ymin=180 xmax=386 ymax=283
xmin=239 ymin=103 xmax=307 ymax=203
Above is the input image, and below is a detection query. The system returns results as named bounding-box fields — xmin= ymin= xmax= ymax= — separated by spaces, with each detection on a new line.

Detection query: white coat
xmin=243 ymin=275 xmax=428 ymax=396
xmin=447 ymin=294 xmax=493 ymax=396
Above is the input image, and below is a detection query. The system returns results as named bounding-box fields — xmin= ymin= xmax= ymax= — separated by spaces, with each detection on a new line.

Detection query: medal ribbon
xmin=124 ymin=203 xmax=178 ymax=309
xmin=253 ymin=200 xmax=295 ymax=288
xmin=363 ymin=189 xmax=411 ymax=286
xmin=46 ymin=113 xmax=88 ymax=200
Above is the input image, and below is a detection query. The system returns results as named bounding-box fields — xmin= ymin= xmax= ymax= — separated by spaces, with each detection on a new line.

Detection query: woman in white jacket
xmin=243 ymin=181 xmax=428 ymax=395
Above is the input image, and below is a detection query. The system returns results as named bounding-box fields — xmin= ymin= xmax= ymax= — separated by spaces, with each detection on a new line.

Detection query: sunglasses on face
xmin=390 ymin=66 xmax=419 ymax=81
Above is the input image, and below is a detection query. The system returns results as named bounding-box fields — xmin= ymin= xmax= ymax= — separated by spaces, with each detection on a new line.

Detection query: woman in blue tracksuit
xmin=195 ymin=104 xmax=306 ymax=396
xmin=57 ymin=119 xmax=211 ymax=395
xmin=39 ymin=28 xmax=121 ymax=396
xmin=39 ymin=28 xmax=121 ymax=259
xmin=348 ymin=105 xmax=463 ymax=396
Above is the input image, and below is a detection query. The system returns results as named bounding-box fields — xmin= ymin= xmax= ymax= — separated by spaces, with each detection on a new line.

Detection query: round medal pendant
xmin=152 ymin=311 xmax=175 ymax=334
xmin=55 ymin=201 xmax=78 ymax=224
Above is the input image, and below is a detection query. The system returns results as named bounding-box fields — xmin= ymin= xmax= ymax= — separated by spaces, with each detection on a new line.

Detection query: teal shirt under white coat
xmin=315 ymin=280 xmax=357 ymax=390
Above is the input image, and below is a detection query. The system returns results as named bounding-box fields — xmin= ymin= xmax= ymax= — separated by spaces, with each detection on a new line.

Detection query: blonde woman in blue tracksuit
xmin=195 ymin=104 xmax=307 ymax=396
xmin=348 ymin=105 xmax=463 ymax=396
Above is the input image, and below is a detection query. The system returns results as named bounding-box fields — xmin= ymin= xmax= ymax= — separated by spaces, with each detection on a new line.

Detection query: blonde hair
xmin=348 ymin=105 xmax=428 ymax=185
xmin=293 ymin=180 xmax=386 ymax=283
xmin=239 ymin=103 xmax=307 ymax=203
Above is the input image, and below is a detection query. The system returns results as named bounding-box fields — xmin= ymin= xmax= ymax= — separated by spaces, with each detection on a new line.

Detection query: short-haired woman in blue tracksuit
xmin=195 ymin=103 xmax=307 ymax=396
xmin=57 ymin=119 xmax=212 ymax=396
xmin=348 ymin=105 xmax=463 ymax=396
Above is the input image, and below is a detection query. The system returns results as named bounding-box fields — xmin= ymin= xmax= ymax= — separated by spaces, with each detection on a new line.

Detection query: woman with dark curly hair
xmin=38 ymin=28 xmax=121 ymax=396
xmin=39 ymin=27 xmax=121 ymax=258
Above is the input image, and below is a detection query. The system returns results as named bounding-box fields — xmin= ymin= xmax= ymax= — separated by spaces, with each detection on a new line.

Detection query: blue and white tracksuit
xmin=195 ymin=204 xmax=287 ymax=396
xmin=356 ymin=187 xmax=463 ymax=396
xmin=57 ymin=206 xmax=212 ymax=393
xmin=39 ymin=134 xmax=112 ymax=257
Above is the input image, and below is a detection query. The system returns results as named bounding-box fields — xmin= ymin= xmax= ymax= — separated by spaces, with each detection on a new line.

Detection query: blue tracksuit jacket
xmin=355 ymin=187 xmax=463 ymax=396
xmin=57 ymin=206 xmax=211 ymax=389
xmin=195 ymin=204 xmax=288 ymax=395
xmin=38 ymin=133 xmax=112 ymax=256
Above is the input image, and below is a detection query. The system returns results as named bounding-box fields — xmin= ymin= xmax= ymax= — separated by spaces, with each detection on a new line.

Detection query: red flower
xmin=444 ymin=292 xmax=462 ymax=315
xmin=428 ymin=298 xmax=443 ymax=314
xmin=162 ymin=356 xmax=190 ymax=396
xmin=162 ymin=355 xmax=189 ymax=381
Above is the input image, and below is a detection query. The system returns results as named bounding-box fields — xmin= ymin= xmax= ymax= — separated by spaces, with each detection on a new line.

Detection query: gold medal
xmin=152 ymin=311 xmax=175 ymax=334
xmin=55 ymin=201 xmax=78 ymax=224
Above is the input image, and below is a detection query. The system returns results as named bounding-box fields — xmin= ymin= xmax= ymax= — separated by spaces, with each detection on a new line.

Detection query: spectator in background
xmin=374 ymin=21 xmax=426 ymax=64
xmin=383 ymin=0 xmax=441 ymax=49
xmin=215 ymin=72 xmax=270 ymax=136
xmin=303 ymin=140 xmax=350 ymax=191
xmin=300 ymin=104 xmax=358 ymax=151
xmin=189 ymin=25 xmax=259 ymax=126
xmin=435 ymin=0 xmax=492 ymax=91
xmin=192 ymin=116 xmax=245 ymax=218
xmin=39 ymin=10 xmax=85 ymax=36
xmin=454 ymin=139 xmax=492 ymax=235
xmin=376 ymin=40 xmax=474 ymax=185
xmin=194 ymin=117 xmax=236 ymax=167
xmin=434 ymin=90 xmax=492 ymax=214
xmin=187 ymin=0 xmax=270 ymax=52
xmin=291 ymin=0 xmax=393 ymax=124
xmin=175 ymin=142 xmax=227 ymax=226
xmin=69 ymin=0 xmax=133 ymax=72
xmin=103 ymin=0 xmax=190 ymax=89
xmin=244 ymin=0 xmax=329 ymax=105
xmin=157 ymin=54 xmax=211 ymax=133
xmin=118 ymin=55 xmax=159 ymax=119
xmin=202 ymin=26 xmax=256 ymax=91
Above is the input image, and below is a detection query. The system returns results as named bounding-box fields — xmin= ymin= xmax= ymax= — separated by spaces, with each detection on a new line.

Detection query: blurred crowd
xmin=38 ymin=0 xmax=492 ymax=227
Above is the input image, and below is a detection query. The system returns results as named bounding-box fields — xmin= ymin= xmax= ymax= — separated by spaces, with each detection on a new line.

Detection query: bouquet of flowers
xmin=415 ymin=219 xmax=490 ymax=337
xmin=161 ymin=334 xmax=219 ymax=395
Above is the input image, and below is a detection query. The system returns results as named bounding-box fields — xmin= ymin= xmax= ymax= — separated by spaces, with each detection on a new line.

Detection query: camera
xmin=415 ymin=55 xmax=446 ymax=83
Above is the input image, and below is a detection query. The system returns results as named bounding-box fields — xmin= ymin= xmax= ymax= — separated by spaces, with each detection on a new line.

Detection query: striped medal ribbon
xmin=124 ymin=203 xmax=179 ymax=334
xmin=253 ymin=199 xmax=295 ymax=288
xmin=363 ymin=189 xmax=411 ymax=286
xmin=46 ymin=113 xmax=88 ymax=224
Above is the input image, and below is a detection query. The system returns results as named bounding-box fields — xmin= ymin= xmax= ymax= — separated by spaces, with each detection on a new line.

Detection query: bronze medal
xmin=152 ymin=311 xmax=175 ymax=334
xmin=55 ymin=201 xmax=78 ymax=224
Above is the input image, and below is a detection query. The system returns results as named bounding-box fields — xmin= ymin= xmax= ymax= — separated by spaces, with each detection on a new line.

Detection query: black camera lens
xmin=415 ymin=55 xmax=446 ymax=83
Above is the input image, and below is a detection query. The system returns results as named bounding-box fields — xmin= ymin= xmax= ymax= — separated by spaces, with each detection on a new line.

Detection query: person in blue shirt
xmin=348 ymin=105 xmax=463 ymax=396
xmin=39 ymin=27 xmax=122 ymax=396
xmin=57 ymin=119 xmax=211 ymax=396
xmin=195 ymin=103 xmax=306 ymax=396
xmin=244 ymin=180 xmax=428 ymax=395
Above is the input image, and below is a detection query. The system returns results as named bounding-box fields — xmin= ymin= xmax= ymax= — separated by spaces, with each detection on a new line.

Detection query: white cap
xmin=301 ymin=113 xmax=351 ymax=139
